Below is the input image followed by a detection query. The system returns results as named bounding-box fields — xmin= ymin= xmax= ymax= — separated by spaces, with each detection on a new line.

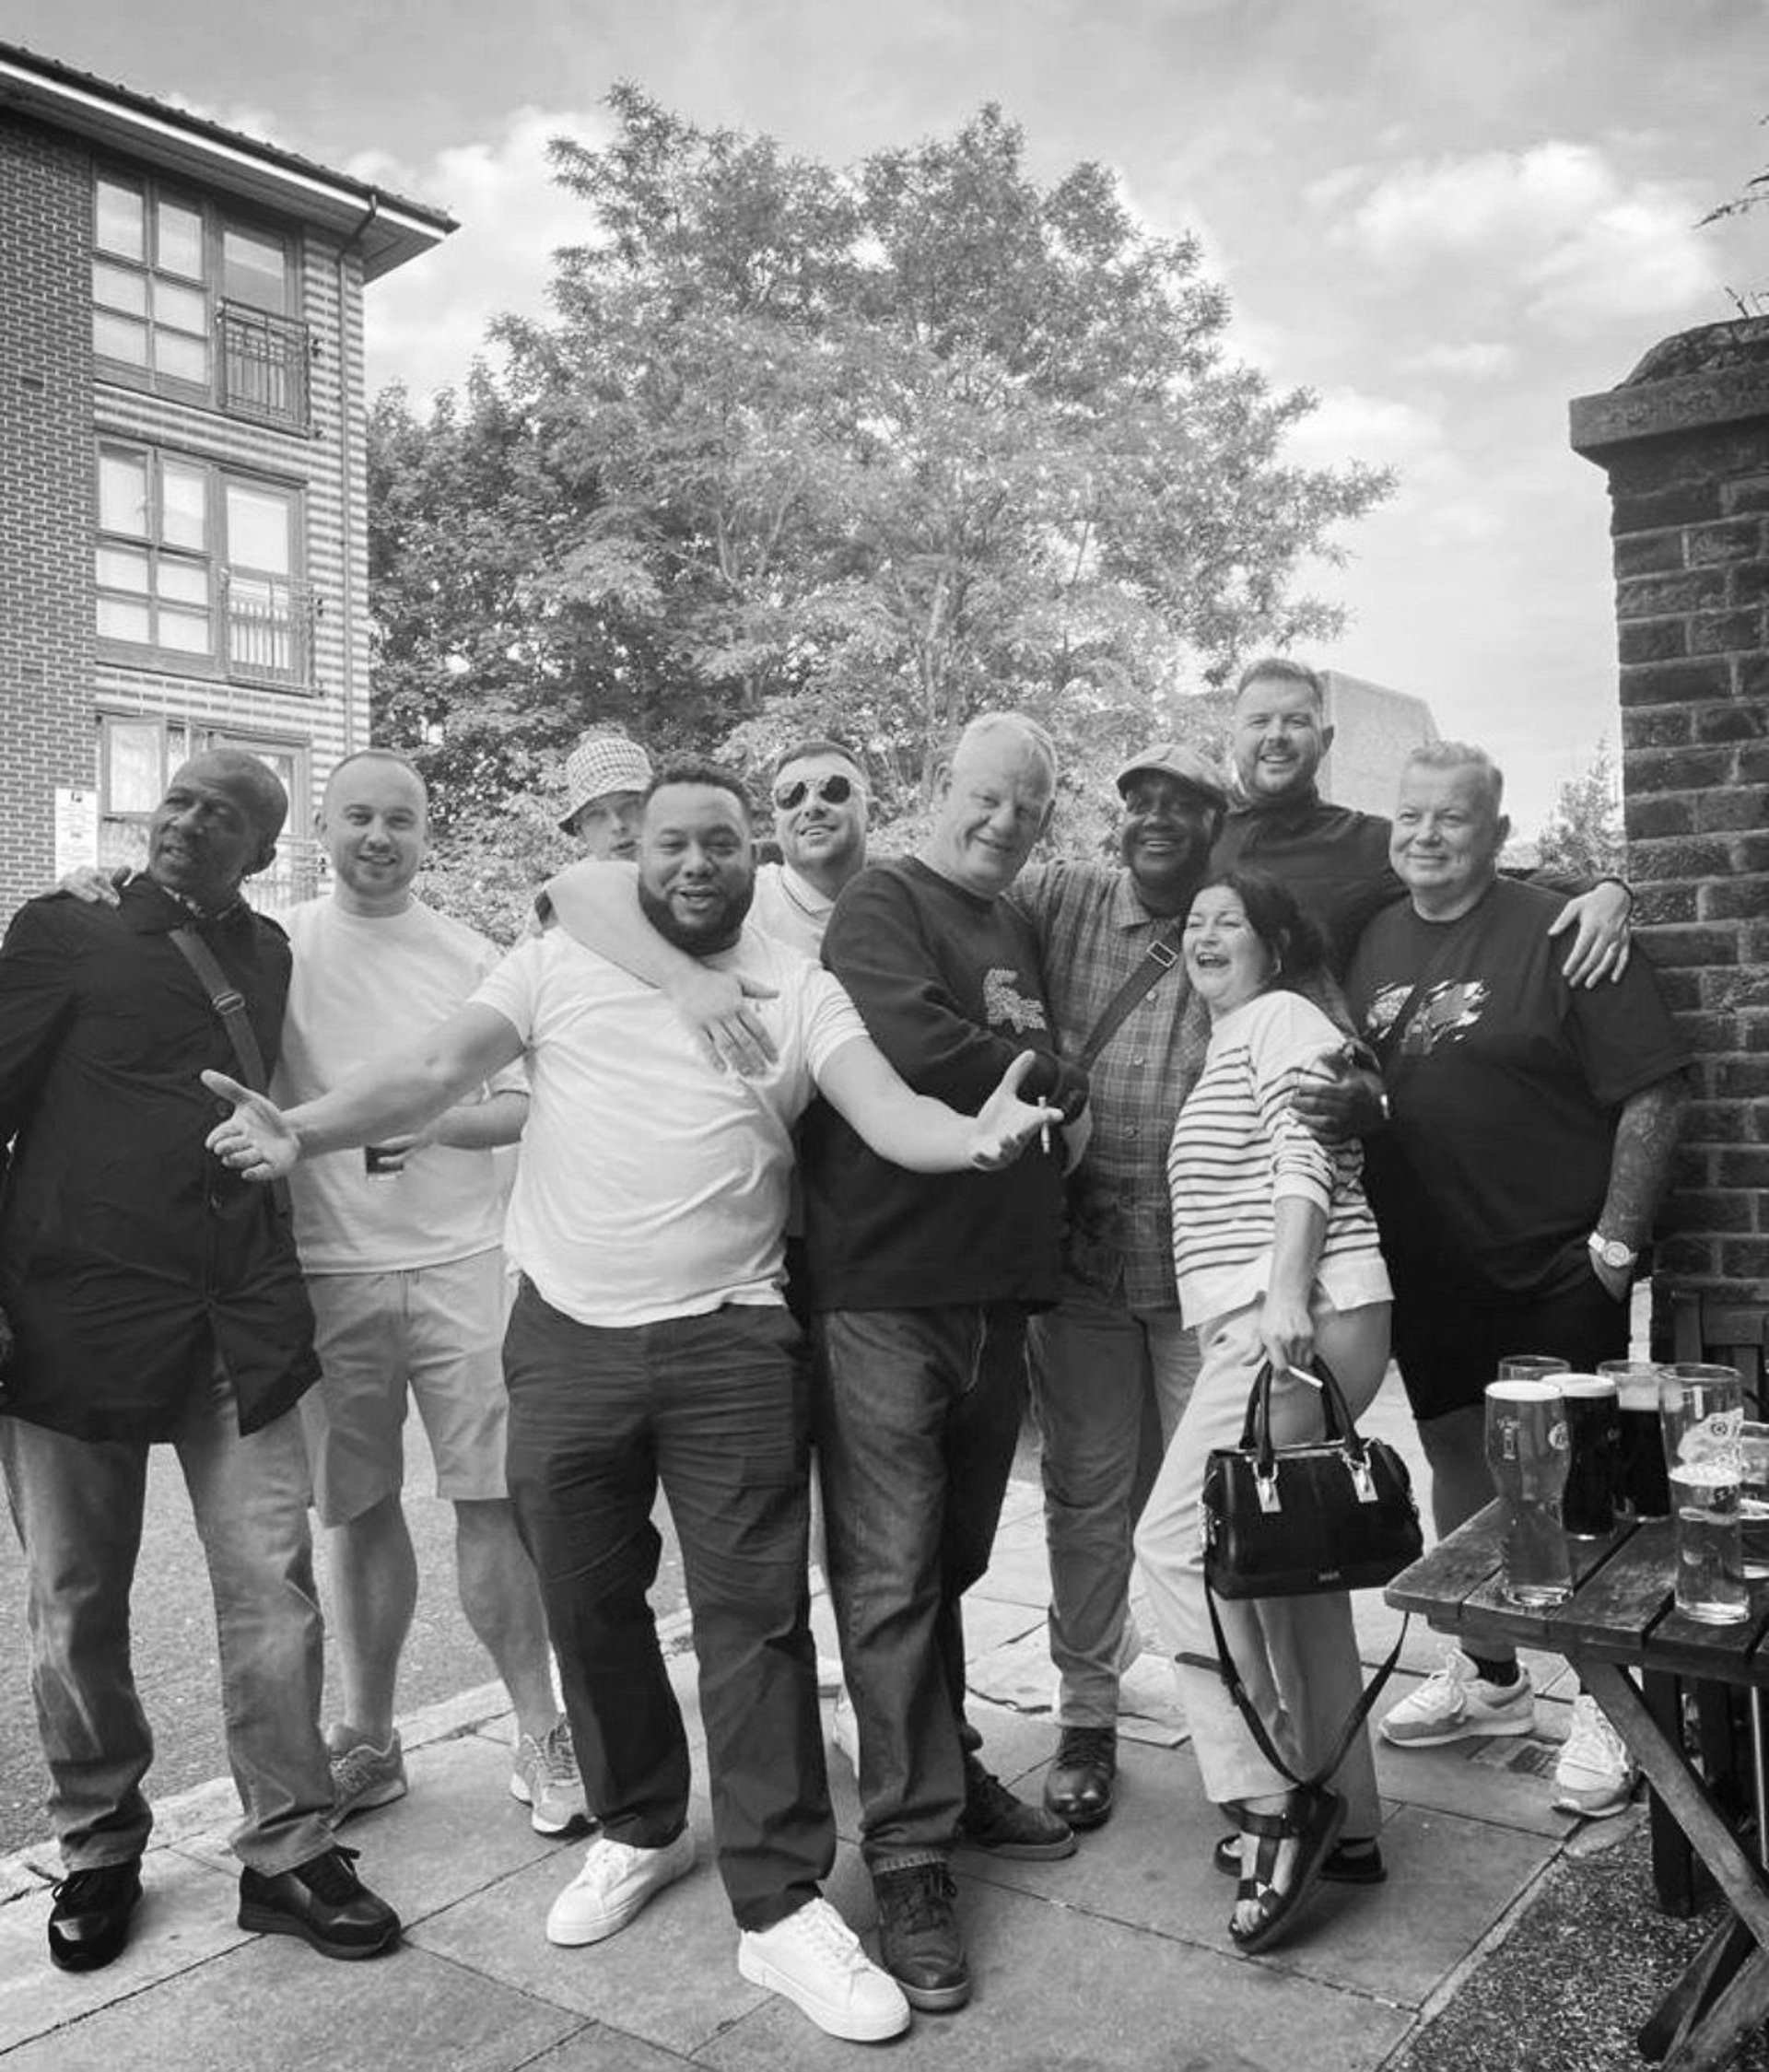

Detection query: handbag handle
xmin=1237 ymin=1357 xmax=1368 ymax=1476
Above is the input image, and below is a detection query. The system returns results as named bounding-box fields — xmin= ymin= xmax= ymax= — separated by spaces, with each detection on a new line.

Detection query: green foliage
xmin=1535 ymin=741 xmax=1625 ymax=880
xmin=370 ymin=87 xmax=1389 ymax=877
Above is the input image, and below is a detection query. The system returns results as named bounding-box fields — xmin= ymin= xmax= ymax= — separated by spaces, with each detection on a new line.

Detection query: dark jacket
xmin=0 ymin=878 xmax=317 ymax=1441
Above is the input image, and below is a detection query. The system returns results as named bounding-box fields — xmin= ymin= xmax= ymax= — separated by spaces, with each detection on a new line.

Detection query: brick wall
xmin=0 ymin=115 xmax=96 ymax=916
xmin=1571 ymin=321 xmax=1769 ymax=1323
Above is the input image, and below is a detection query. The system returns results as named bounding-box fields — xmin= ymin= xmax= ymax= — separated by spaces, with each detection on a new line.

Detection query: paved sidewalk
xmin=0 ymin=1379 xmax=1626 ymax=2069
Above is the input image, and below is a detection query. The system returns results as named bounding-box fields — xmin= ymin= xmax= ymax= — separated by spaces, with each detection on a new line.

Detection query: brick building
xmin=0 ymin=41 xmax=452 ymax=918
xmin=1570 ymin=318 xmax=1769 ymax=1345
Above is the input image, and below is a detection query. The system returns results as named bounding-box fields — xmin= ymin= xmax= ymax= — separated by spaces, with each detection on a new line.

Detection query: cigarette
xmin=1041 ymin=1119 xmax=1052 ymax=1154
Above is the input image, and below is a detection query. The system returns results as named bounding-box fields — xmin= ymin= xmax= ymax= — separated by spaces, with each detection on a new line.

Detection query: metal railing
xmin=221 ymin=570 xmax=317 ymax=687
xmin=217 ymin=302 xmax=311 ymax=430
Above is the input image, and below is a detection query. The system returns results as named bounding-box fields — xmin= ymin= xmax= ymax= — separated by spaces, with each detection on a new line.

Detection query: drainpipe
xmin=334 ymin=194 xmax=379 ymax=760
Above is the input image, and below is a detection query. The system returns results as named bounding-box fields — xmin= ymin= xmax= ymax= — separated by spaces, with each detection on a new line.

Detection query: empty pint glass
xmin=1496 ymin=1355 xmax=1571 ymax=1382
xmin=1485 ymin=1379 xmax=1573 ymax=1607
xmin=1559 ymin=1374 xmax=1621 ymax=1539
xmin=1662 ymin=1364 xmax=1748 ymax=1623
xmin=1603 ymin=1360 xmax=1671 ymax=1519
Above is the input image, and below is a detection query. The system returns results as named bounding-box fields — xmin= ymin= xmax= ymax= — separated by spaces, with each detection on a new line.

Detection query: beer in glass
xmin=1485 ymin=1380 xmax=1573 ymax=1607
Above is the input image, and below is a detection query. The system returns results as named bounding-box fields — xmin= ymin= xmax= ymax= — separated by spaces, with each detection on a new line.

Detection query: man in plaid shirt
xmin=1013 ymin=743 xmax=1227 ymax=1832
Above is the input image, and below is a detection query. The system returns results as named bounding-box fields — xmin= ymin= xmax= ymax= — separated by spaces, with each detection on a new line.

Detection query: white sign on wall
xmin=53 ymin=787 xmax=99 ymax=880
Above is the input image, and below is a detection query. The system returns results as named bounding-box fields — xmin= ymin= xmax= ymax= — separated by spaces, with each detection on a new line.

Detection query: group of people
xmin=0 ymin=655 xmax=1689 ymax=2043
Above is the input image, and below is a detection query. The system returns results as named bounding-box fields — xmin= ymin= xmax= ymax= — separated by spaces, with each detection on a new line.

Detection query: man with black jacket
xmin=0 ymin=751 xmax=399 ymax=1975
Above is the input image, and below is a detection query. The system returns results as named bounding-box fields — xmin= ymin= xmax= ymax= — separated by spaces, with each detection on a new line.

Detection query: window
xmin=96 ymin=442 xmax=312 ymax=685
xmin=93 ymin=172 xmax=308 ymax=426
xmin=97 ymin=717 xmax=315 ymax=911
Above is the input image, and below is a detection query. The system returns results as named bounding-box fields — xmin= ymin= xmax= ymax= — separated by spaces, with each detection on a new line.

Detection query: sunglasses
xmin=773 ymin=773 xmax=860 ymax=811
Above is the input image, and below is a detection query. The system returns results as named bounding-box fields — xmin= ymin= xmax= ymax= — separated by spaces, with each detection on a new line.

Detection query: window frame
xmin=94 ymin=439 xmax=310 ymax=685
xmin=91 ymin=167 xmax=304 ymax=418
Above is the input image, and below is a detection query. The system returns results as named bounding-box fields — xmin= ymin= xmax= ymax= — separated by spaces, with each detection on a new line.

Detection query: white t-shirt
xmin=472 ymin=924 xmax=867 ymax=1327
xmin=276 ymin=897 xmax=525 ymax=1274
xmin=748 ymin=861 xmax=834 ymax=963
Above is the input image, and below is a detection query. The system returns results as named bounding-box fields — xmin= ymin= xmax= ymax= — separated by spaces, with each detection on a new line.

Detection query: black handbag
xmin=1201 ymin=1357 xmax=1423 ymax=1599
xmin=1195 ymin=1357 xmax=1422 ymax=1793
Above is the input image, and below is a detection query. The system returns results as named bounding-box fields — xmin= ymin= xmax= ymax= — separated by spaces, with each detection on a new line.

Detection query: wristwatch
xmin=1587 ymin=1233 xmax=1637 ymax=1271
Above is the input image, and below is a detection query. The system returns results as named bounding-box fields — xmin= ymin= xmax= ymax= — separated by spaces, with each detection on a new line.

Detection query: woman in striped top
xmin=1134 ymin=869 xmax=1392 ymax=1956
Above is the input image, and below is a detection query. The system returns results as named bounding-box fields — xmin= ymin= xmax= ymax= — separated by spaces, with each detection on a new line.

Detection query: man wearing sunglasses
xmin=751 ymin=743 xmax=871 ymax=959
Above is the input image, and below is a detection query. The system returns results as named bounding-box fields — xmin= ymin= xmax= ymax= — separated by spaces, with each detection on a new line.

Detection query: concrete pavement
xmin=0 ymin=1379 xmax=1632 ymax=2069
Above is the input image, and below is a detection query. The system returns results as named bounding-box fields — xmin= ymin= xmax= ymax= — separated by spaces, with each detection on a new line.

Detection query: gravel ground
xmin=1391 ymin=1813 xmax=1769 ymax=2072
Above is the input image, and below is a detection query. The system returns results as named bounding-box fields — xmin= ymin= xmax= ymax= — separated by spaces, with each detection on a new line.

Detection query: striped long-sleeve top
xmin=1166 ymin=988 xmax=1391 ymax=1329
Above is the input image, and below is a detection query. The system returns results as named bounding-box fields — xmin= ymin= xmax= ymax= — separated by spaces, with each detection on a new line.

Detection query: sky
xmin=16 ymin=0 xmax=1765 ymax=831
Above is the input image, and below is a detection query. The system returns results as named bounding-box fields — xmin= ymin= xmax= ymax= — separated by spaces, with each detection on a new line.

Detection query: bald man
xmin=0 ymin=753 xmax=399 ymax=1974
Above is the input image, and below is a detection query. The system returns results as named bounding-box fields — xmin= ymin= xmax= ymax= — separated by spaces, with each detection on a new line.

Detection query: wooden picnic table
xmin=1387 ymin=1501 xmax=1769 ymax=2072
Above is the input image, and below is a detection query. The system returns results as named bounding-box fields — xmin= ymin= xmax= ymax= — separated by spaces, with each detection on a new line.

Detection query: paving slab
xmin=1 ymin=1937 xmax=587 ymax=2072
xmin=408 ymin=1797 xmax=771 ymax=2060
xmin=699 ymin=1870 xmax=1412 ymax=2071
xmin=0 ymin=1844 xmax=244 ymax=2056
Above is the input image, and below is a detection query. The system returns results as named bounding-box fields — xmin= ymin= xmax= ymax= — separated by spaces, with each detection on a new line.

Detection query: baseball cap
xmin=1114 ymin=742 xmax=1229 ymax=808
xmin=558 ymin=734 xmax=653 ymax=830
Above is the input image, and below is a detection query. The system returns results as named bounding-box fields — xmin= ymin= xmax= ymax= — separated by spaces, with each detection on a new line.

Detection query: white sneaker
xmin=1552 ymin=1694 xmax=1637 ymax=1818
xmin=831 ymin=1686 xmax=860 ymax=1772
xmin=545 ymin=1829 xmax=695 ymax=1947
xmin=1379 ymin=1649 xmax=1536 ymax=1747
xmin=738 ymin=1896 xmax=911 ymax=2043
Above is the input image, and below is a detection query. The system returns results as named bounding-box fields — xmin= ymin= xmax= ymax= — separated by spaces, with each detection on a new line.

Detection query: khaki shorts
xmin=301 ymin=1248 xmax=509 ymax=1527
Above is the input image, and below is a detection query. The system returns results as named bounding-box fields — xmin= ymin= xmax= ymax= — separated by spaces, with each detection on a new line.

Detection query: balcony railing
xmin=222 ymin=569 xmax=317 ymax=687
xmin=217 ymin=302 xmax=311 ymax=430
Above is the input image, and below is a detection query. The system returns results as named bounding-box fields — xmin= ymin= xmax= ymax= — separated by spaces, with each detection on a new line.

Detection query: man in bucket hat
xmin=557 ymin=734 xmax=653 ymax=859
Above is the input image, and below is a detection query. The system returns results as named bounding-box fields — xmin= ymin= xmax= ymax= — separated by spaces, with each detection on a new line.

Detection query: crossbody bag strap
xmin=1195 ymin=1583 xmax=1411 ymax=1794
xmin=169 ymin=926 xmax=292 ymax=1216
xmin=1075 ymin=926 xmax=1183 ymax=1073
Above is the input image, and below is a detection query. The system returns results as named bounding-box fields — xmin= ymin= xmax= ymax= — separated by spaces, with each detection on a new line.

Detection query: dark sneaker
xmin=48 ymin=1860 xmax=142 ymax=1972
xmin=958 ymin=1756 xmax=1076 ymax=1860
xmin=873 ymin=1861 xmax=969 ymax=2013
xmin=237 ymin=1844 xmax=401 ymax=1960
xmin=1043 ymin=1726 xmax=1118 ymax=1831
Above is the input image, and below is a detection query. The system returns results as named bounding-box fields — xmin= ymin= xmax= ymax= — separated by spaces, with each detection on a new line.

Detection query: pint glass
xmin=1485 ymin=1380 xmax=1573 ymax=1607
xmin=1739 ymin=1421 xmax=1769 ymax=1582
xmin=1559 ymin=1374 xmax=1621 ymax=1539
xmin=1602 ymin=1361 xmax=1671 ymax=1519
xmin=1661 ymin=1364 xmax=1748 ymax=1624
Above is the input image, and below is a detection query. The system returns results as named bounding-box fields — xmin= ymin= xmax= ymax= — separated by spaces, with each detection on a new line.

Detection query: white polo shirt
xmin=472 ymin=923 xmax=866 ymax=1327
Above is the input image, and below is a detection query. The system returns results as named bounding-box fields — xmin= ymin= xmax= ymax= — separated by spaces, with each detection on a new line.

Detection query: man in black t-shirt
xmin=801 ymin=712 xmax=1088 ymax=2018
xmin=1342 ymin=741 xmax=1687 ymax=1815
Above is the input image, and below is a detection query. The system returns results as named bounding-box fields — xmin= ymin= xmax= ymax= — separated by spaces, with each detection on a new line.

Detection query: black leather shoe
xmin=958 ymin=1756 xmax=1076 ymax=1859
xmin=237 ymin=1844 xmax=400 ymax=1960
xmin=873 ymin=1862 xmax=970 ymax=2012
xmin=48 ymin=1860 xmax=142 ymax=1972
xmin=1043 ymin=1726 xmax=1117 ymax=1831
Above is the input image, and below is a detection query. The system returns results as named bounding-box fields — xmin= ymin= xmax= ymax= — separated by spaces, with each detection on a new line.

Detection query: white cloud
xmin=1402 ymin=340 xmax=1518 ymax=380
xmin=352 ymin=106 xmax=611 ymax=402
xmin=1324 ymin=141 xmax=1718 ymax=334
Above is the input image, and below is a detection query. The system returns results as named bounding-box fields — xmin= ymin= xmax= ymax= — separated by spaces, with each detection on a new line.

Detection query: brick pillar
xmin=1571 ymin=319 xmax=1769 ymax=1343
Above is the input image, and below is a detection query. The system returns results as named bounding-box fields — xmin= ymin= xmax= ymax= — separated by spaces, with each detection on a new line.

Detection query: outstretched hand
xmin=203 ymin=1070 xmax=301 ymax=1182
xmin=968 ymin=1051 xmax=1067 ymax=1172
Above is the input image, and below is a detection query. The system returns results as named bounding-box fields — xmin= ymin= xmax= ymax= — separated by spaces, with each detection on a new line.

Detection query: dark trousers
xmin=813 ymin=1302 xmax=1027 ymax=1870
xmin=501 ymin=1282 xmax=832 ymax=1931
xmin=1392 ymin=1258 xmax=1631 ymax=1422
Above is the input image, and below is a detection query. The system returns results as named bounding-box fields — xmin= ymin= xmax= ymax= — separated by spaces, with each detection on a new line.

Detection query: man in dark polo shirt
xmin=0 ymin=751 xmax=398 ymax=1975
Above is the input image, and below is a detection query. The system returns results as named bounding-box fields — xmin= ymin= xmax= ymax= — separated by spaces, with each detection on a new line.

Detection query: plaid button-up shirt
xmin=1012 ymin=860 xmax=1210 ymax=1311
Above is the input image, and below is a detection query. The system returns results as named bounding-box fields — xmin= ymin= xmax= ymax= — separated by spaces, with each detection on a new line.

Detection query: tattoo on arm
xmin=1599 ymin=1074 xmax=1688 ymax=1248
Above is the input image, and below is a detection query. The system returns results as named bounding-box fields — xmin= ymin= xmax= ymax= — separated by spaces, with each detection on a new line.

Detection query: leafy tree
xmin=373 ymin=88 xmax=1389 ymax=871
xmin=1535 ymin=741 xmax=1625 ymax=879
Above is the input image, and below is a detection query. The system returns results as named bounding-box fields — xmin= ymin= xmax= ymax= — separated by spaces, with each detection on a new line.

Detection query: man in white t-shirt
xmin=279 ymin=752 xmax=583 ymax=1834
xmin=203 ymin=759 xmax=1062 ymax=2047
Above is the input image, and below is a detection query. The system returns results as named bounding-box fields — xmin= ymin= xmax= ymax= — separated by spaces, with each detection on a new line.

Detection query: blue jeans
xmin=1027 ymin=1275 xmax=1200 ymax=1727
xmin=0 ymin=1375 xmax=334 ymax=1874
xmin=814 ymin=1303 xmax=1027 ymax=1870
xmin=501 ymin=1283 xmax=832 ymax=1932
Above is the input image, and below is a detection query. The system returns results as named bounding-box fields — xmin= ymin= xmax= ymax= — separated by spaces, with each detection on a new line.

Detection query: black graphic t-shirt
xmin=800 ymin=857 xmax=1065 ymax=1311
xmin=1343 ymin=879 xmax=1687 ymax=1299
